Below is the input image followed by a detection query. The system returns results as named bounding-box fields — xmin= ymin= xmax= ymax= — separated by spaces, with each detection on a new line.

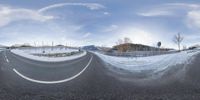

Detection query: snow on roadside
xmin=11 ymin=49 xmax=87 ymax=62
xmin=94 ymin=50 xmax=200 ymax=73
xmin=0 ymin=48 xmax=5 ymax=52
xmin=0 ymin=49 xmax=5 ymax=52
xmin=19 ymin=47 xmax=79 ymax=54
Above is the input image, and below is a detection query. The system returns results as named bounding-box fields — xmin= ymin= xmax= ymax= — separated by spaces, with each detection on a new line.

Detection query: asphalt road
xmin=0 ymin=50 xmax=200 ymax=100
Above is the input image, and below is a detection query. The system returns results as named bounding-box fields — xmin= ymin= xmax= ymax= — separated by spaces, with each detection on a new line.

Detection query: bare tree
xmin=115 ymin=37 xmax=133 ymax=52
xmin=114 ymin=39 xmax=122 ymax=52
xmin=173 ymin=33 xmax=184 ymax=51
xmin=34 ymin=42 xmax=37 ymax=53
xmin=116 ymin=37 xmax=132 ymax=45
xmin=116 ymin=39 xmax=123 ymax=45
xmin=124 ymin=37 xmax=132 ymax=43
xmin=51 ymin=41 xmax=54 ymax=51
xmin=124 ymin=37 xmax=132 ymax=52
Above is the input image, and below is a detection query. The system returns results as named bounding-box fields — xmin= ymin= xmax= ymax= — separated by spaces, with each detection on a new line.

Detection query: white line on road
xmin=13 ymin=55 xmax=93 ymax=84
xmin=4 ymin=54 xmax=9 ymax=63
xmin=6 ymin=58 xmax=9 ymax=63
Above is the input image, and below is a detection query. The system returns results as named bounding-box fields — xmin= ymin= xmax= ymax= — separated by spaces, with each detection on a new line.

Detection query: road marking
xmin=6 ymin=58 xmax=9 ymax=63
xmin=4 ymin=54 xmax=9 ymax=63
xmin=13 ymin=55 xmax=93 ymax=84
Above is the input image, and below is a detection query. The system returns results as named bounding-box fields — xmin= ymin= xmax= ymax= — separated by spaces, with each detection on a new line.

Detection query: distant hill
xmin=188 ymin=44 xmax=200 ymax=49
xmin=0 ymin=44 xmax=7 ymax=48
xmin=97 ymin=46 xmax=112 ymax=52
xmin=82 ymin=45 xmax=98 ymax=51
xmin=111 ymin=43 xmax=172 ymax=52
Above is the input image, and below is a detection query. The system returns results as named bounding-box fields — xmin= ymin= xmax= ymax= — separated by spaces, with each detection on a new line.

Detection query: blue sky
xmin=0 ymin=0 xmax=200 ymax=49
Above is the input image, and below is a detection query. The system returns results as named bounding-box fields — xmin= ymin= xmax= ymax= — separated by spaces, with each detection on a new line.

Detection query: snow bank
xmin=0 ymin=49 xmax=5 ymax=52
xmin=95 ymin=50 xmax=200 ymax=73
xmin=11 ymin=49 xmax=87 ymax=62
xmin=19 ymin=47 xmax=79 ymax=54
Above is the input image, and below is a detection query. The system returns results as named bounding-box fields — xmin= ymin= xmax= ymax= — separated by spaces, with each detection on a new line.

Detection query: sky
xmin=0 ymin=0 xmax=200 ymax=49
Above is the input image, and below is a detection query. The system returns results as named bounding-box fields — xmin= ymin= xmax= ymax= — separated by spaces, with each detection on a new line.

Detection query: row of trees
xmin=115 ymin=37 xmax=132 ymax=52
xmin=115 ymin=33 xmax=184 ymax=52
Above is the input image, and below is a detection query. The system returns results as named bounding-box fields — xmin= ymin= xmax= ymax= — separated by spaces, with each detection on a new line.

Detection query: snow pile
xmin=19 ymin=47 xmax=78 ymax=54
xmin=0 ymin=48 xmax=5 ymax=52
xmin=0 ymin=49 xmax=5 ymax=52
xmin=95 ymin=50 xmax=200 ymax=73
xmin=11 ymin=48 xmax=86 ymax=62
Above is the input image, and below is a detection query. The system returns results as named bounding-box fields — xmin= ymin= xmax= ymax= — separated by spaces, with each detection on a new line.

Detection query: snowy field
xmin=0 ymin=49 xmax=5 ymax=52
xmin=11 ymin=47 xmax=86 ymax=62
xmin=16 ymin=47 xmax=79 ymax=54
xmin=95 ymin=49 xmax=200 ymax=73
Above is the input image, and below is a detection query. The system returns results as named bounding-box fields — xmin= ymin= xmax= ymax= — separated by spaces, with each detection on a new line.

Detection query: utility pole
xmin=34 ymin=42 xmax=36 ymax=53
xmin=157 ymin=41 xmax=161 ymax=55
xmin=52 ymin=41 xmax=54 ymax=51
xmin=42 ymin=41 xmax=45 ymax=53
xmin=65 ymin=42 xmax=67 ymax=50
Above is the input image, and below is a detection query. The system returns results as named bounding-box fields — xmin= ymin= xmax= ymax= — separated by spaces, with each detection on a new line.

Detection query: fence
xmin=103 ymin=50 xmax=178 ymax=57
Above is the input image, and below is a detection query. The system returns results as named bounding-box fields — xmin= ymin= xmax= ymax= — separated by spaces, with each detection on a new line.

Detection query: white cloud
xmin=103 ymin=12 xmax=110 ymax=15
xmin=38 ymin=3 xmax=105 ymax=13
xmin=0 ymin=5 xmax=54 ymax=27
xmin=0 ymin=3 xmax=106 ymax=46
xmin=104 ymin=25 xmax=118 ymax=32
xmin=137 ymin=3 xmax=200 ymax=17
xmin=165 ymin=3 xmax=200 ymax=9
xmin=180 ymin=33 xmax=200 ymax=48
xmin=137 ymin=3 xmax=200 ymax=31
xmin=0 ymin=20 xmax=84 ymax=46
xmin=117 ymin=28 xmax=159 ymax=46
xmin=0 ymin=2 xmax=106 ymax=27
xmin=82 ymin=32 xmax=91 ymax=38
xmin=99 ymin=25 xmax=177 ymax=48
xmin=186 ymin=10 xmax=200 ymax=28
xmin=138 ymin=10 xmax=173 ymax=17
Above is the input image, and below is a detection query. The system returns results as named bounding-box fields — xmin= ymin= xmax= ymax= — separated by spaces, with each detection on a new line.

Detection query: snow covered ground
xmin=11 ymin=48 xmax=86 ymax=62
xmin=95 ymin=50 xmax=200 ymax=73
xmin=17 ymin=47 xmax=79 ymax=54
xmin=0 ymin=49 xmax=5 ymax=52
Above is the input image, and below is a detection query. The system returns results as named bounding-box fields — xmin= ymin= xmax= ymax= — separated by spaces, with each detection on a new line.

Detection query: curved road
xmin=0 ymin=50 xmax=200 ymax=100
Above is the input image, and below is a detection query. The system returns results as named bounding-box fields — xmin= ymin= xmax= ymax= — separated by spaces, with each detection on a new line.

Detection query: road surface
xmin=0 ymin=50 xmax=200 ymax=100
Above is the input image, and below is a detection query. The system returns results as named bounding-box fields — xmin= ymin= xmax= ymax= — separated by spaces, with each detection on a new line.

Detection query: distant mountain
xmin=188 ymin=44 xmax=200 ymax=49
xmin=190 ymin=44 xmax=200 ymax=47
xmin=82 ymin=45 xmax=98 ymax=51
xmin=11 ymin=44 xmax=32 ymax=48
xmin=111 ymin=43 xmax=172 ymax=52
xmin=96 ymin=46 xmax=112 ymax=52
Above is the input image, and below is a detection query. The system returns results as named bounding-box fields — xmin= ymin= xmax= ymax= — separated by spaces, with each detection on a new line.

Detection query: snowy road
xmin=0 ymin=50 xmax=200 ymax=100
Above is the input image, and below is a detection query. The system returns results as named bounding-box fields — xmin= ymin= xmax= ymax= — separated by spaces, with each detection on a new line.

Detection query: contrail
xmin=38 ymin=3 xmax=105 ymax=13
